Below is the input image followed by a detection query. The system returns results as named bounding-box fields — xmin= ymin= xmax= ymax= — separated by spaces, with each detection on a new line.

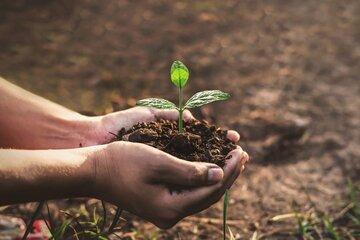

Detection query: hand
xmin=89 ymin=141 xmax=249 ymax=229
xmin=92 ymin=107 xmax=240 ymax=144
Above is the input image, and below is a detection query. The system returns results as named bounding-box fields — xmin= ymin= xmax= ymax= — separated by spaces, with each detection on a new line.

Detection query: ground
xmin=0 ymin=0 xmax=359 ymax=239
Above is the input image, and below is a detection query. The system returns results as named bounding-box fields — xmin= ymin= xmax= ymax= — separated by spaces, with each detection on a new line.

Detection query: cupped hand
xmin=93 ymin=107 xmax=240 ymax=144
xmin=89 ymin=141 xmax=249 ymax=229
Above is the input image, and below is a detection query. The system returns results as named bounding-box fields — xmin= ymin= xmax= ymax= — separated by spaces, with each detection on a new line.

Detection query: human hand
xmin=89 ymin=141 xmax=249 ymax=229
xmin=92 ymin=107 xmax=240 ymax=144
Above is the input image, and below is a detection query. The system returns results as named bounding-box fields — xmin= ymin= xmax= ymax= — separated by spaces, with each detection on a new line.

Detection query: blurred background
xmin=0 ymin=0 xmax=359 ymax=239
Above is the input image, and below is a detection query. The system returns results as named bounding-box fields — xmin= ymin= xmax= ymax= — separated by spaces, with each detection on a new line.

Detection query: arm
xmin=0 ymin=77 xmax=240 ymax=149
xmin=0 ymin=146 xmax=97 ymax=205
xmin=0 ymin=142 xmax=249 ymax=229
xmin=0 ymin=77 xmax=100 ymax=149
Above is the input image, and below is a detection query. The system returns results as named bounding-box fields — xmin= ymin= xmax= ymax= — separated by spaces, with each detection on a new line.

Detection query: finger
xmin=150 ymin=153 xmax=224 ymax=187
xmin=152 ymin=109 xmax=178 ymax=121
xmin=153 ymin=109 xmax=194 ymax=122
xmin=182 ymin=109 xmax=195 ymax=122
xmin=168 ymin=148 xmax=248 ymax=215
xmin=227 ymin=130 xmax=240 ymax=142
xmin=185 ymin=153 xmax=248 ymax=216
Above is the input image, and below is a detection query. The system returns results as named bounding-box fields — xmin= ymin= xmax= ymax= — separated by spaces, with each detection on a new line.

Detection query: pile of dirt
xmin=114 ymin=119 xmax=237 ymax=167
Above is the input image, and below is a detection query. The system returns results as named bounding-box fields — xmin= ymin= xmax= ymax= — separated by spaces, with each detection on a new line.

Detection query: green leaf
xmin=170 ymin=60 xmax=189 ymax=88
xmin=136 ymin=98 xmax=177 ymax=109
xmin=184 ymin=90 xmax=230 ymax=109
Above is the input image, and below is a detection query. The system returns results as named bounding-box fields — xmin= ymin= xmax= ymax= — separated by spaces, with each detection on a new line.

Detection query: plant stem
xmin=178 ymin=109 xmax=183 ymax=132
xmin=223 ymin=190 xmax=229 ymax=240
xmin=178 ymin=86 xmax=183 ymax=132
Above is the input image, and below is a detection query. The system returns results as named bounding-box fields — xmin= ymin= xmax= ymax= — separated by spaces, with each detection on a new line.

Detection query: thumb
xmin=153 ymin=156 xmax=224 ymax=187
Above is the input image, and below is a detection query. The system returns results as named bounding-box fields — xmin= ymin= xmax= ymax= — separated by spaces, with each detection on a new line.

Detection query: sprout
xmin=136 ymin=60 xmax=230 ymax=132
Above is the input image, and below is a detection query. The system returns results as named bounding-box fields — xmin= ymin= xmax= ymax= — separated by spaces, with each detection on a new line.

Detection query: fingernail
xmin=240 ymin=152 xmax=249 ymax=165
xmin=208 ymin=167 xmax=224 ymax=183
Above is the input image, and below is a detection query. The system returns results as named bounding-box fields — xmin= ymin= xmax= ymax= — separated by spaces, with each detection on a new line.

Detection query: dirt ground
xmin=0 ymin=0 xmax=359 ymax=239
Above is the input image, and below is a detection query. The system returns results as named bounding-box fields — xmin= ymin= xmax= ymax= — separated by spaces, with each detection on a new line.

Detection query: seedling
xmin=136 ymin=60 xmax=230 ymax=132
xmin=137 ymin=60 xmax=232 ymax=239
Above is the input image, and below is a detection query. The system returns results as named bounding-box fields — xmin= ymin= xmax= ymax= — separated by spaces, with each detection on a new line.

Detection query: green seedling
xmin=136 ymin=60 xmax=230 ymax=132
xmin=137 ymin=60 xmax=231 ymax=239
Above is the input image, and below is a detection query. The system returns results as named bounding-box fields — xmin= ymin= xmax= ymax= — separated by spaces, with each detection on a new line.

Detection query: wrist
xmin=71 ymin=145 xmax=108 ymax=198
xmin=86 ymin=142 xmax=127 ymax=200
xmin=64 ymin=114 xmax=105 ymax=147
xmin=91 ymin=112 xmax=126 ymax=145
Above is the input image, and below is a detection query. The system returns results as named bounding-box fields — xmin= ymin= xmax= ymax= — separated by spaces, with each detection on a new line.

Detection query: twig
xmin=108 ymin=207 xmax=122 ymax=233
xmin=22 ymin=201 xmax=45 ymax=240
xmin=333 ymin=202 xmax=355 ymax=221
xmin=250 ymin=231 xmax=258 ymax=240
xmin=45 ymin=201 xmax=54 ymax=230
xmin=177 ymin=221 xmax=223 ymax=235
xmin=313 ymin=226 xmax=324 ymax=240
xmin=109 ymin=232 xmax=123 ymax=239
xmin=270 ymin=213 xmax=297 ymax=222
xmin=186 ymin=216 xmax=245 ymax=226
xmin=342 ymin=228 xmax=356 ymax=240
xmin=257 ymin=227 xmax=295 ymax=239
xmin=108 ymin=132 xmax=119 ymax=138
xmin=68 ymin=225 xmax=80 ymax=240
xmin=100 ymin=201 xmax=107 ymax=231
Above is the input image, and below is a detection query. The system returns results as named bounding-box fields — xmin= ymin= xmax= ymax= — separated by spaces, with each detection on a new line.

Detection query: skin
xmin=0 ymin=77 xmax=249 ymax=229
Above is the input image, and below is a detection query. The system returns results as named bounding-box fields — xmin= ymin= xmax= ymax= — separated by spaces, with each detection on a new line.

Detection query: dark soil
xmin=114 ymin=119 xmax=237 ymax=167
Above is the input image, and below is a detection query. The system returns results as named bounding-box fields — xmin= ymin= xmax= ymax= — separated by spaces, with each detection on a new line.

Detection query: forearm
xmin=0 ymin=147 xmax=101 ymax=205
xmin=0 ymin=77 xmax=102 ymax=149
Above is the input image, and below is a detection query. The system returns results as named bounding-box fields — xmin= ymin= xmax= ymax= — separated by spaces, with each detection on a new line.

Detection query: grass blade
xmin=223 ymin=189 xmax=229 ymax=240
xmin=323 ymin=218 xmax=341 ymax=240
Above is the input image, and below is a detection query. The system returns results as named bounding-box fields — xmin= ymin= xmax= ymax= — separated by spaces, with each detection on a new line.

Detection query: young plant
xmin=136 ymin=60 xmax=230 ymax=132
xmin=137 ymin=60 xmax=231 ymax=239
